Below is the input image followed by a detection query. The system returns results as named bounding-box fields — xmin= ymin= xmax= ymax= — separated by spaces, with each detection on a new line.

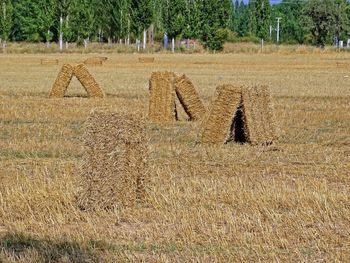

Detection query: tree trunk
xmin=84 ymin=39 xmax=88 ymax=49
xmin=172 ymin=37 xmax=175 ymax=53
xmin=65 ymin=41 xmax=69 ymax=49
xmin=137 ymin=39 xmax=140 ymax=52
xmin=143 ymin=30 xmax=147 ymax=49
xmin=59 ymin=16 xmax=63 ymax=51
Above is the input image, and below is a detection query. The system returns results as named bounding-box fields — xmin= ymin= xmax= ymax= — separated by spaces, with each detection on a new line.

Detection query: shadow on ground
xmin=0 ymin=232 xmax=104 ymax=263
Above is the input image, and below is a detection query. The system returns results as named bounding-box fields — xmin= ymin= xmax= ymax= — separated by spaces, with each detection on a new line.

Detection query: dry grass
xmin=0 ymin=53 xmax=350 ymax=262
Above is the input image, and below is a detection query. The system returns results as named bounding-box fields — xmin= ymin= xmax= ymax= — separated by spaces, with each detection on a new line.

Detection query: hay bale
xmin=202 ymin=85 xmax=277 ymax=145
xmin=175 ymin=75 xmax=207 ymax=121
xmin=202 ymin=85 xmax=242 ymax=144
xmin=241 ymin=85 xmax=276 ymax=145
xmin=49 ymin=64 xmax=74 ymax=98
xmin=74 ymin=64 xmax=105 ymax=98
xmin=77 ymin=110 xmax=149 ymax=210
xmin=139 ymin=57 xmax=155 ymax=63
xmin=83 ymin=57 xmax=107 ymax=66
xmin=148 ymin=71 xmax=177 ymax=124
xmin=41 ymin=58 xmax=59 ymax=65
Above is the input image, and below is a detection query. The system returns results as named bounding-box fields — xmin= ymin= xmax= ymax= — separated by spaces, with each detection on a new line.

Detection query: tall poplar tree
xmin=251 ymin=0 xmax=271 ymax=40
xmin=163 ymin=0 xmax=186 ymax=52
xmin=131 ymin=0 xmax=152 ymax=49
xmin=0 ymin=0 xmax=13 ymax=48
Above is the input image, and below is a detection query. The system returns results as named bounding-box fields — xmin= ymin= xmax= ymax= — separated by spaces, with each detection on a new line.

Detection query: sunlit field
xmin=0 ymin=52 xmax=349 ymax=262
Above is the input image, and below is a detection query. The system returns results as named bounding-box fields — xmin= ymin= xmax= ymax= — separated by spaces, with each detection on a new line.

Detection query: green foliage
xmin=304 ymin=0 xmax=349 ymax=47
xmin=203 ymin=28 xmax=229 ymax=51
xmin=199 ymin=0 xmax=233 ymax=51
xmin=131 ymin=0 xmax=152 ymax=38
xmin=4 ymin=0 xmax=350 ymax=49
xmin=162 ymin=0 xmax=186 ymax=39
xmin=251 ymin=0 xmax=271 ymax=39
xmin=0 ymin=0 xmax=13 ymax=42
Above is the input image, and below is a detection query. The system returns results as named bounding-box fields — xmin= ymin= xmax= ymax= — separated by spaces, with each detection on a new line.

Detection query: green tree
xmin=199 ymin=0 xmax=233 ymax=51
xmin=251 ymin=0 xmax=271 ymax=40
xmin=271 ymin=0 xmax=306 ymax=44
xmin=70 ymin=0 xmax=95 ymax=47
xmin=13 ymin=0 xmax=56 ymax=44
xmin=163 ymin=0 xmax=186 ymax=52
xmin=304 ymin=0 xmax=348 ymax=47
xmin=0 ymin=0 xmax=13 ymax=48
xmin=183 ymin=0 xmax=201 ymax=47
xmin=131 ymin=0 xmax=152 ymax=49
xmin=234 ymin=0 xmax=250 ymax=37
xmin=57 ymin=0 xmax=73 ymax=50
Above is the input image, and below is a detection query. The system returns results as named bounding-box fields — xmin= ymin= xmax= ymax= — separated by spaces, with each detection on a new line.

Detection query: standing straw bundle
xmin=149 ymin=71 xmax=177 ymax=124
xmin=242 ymin=85 xmax=276 ymax=145
xmin=78 ymin=110 xmax=149 ymax=210
xmin=201 ymin=85 xmax=242 ymax=144
xmin=175 ymin=75 xmax=207 ymax=121
xmin=49 ymin=64 xmax=74 ymax=98
xmin=74 ymin=64 xmax=105 ymax=98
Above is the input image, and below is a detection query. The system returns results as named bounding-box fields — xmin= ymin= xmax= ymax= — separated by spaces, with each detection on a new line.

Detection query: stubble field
xmin=0 ymin=52 xmax=350 ymax=262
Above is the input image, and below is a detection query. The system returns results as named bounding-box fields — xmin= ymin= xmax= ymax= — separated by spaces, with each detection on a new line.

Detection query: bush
xmin=203 ymin=28 xmax=229 ymax=51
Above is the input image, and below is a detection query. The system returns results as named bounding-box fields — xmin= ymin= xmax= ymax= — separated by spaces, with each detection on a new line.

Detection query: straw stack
xmin=139 ymin=57 xmax=155 ymax=63
xmin=149 ymin=71 xmax=177 ymax=124
xmin=242 ymin=85 xmax=276 ymax=145
xmin=41 ymin=58 xmax=59 ymax=65
xmin=77 ymin=110 xmax=149 ymax=210
xmin=175 ymin=75 xmax=207 ymax=121
xmin=202 ymin=85 xmax=242 ymax=144
xmin=49 ymin=64 xmax=74 ymax=98
xmin=84 ymin=57 xmax=107 ymax=66
xmin=74 ymin=64 xmax=105 ymax=98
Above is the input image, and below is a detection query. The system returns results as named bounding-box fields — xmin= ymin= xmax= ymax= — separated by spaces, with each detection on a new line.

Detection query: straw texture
xmin=78 ymin=110 xmax=149 ymax=210
xmin=49 ymin=64 xmax=74 ymax=98
xmin=149 ymin=71 xmax=177 ymax=124
xmin=242 ymin=85 xmax=276 ymax=145
xmin=74 ymin=64 xmax=105 ymax=98
xmin=84 ymin=57 xmax=107 ymax=66
xmin=139 ymin=57 xmax=155 ymax=63
xmin=201 ymin=85 xmax=242 ymax=144
xmin=175 ymin=75 xmax=207 ymax=121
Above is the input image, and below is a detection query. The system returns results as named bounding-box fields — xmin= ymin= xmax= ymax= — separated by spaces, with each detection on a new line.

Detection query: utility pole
xmin=276 ymin=17 xmax=282 ymax=43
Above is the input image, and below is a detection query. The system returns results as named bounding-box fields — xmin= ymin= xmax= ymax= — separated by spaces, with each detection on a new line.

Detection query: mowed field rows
xmin=0 ymin=53 xmax=350 ymax=262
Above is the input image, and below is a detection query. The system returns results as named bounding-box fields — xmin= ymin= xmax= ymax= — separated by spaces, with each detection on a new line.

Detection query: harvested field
xmin=74 ymin=64 xmax=105 ymax=98
xmin=78 ymin=110 xmax=148 ymax=210
xmin=175 ymin=74 xmax=207 ymax=121
xmin=0 ymin=53 xmax=350 ymax=262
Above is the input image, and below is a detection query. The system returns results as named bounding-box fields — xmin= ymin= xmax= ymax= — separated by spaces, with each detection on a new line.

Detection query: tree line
xmin=0 ymin=0 xmax=349 ymax=51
